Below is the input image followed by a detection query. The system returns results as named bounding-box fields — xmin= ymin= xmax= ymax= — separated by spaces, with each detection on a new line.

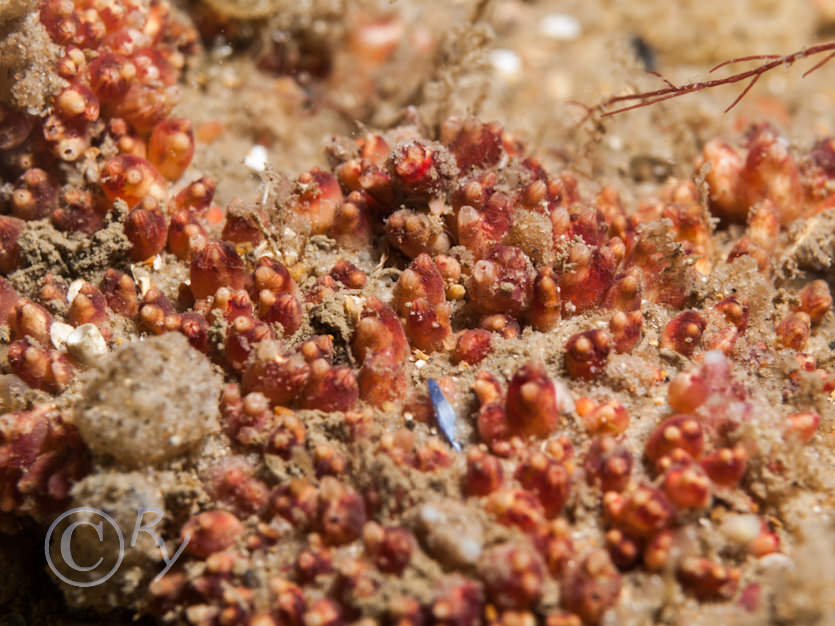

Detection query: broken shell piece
xmin=50 ymin=321 xmax=74 ymax=350
xmin=66 ymin=279 xmax=85 ymax=304
xmin=65 ymin=323 xmax=108 ymax=365
xmin=130 ymin=263 xmax=153 ymax=297
xmin=344 ymin=295 xmax=365 ymax=322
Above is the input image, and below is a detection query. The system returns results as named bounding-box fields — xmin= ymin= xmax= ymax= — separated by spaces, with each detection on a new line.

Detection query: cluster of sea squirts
xmin=1 ymin=1 xmax=835 ymax=625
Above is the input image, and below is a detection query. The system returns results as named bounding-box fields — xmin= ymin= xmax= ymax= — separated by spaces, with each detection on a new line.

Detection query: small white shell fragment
xmin=252 ymin=241 xmax=274 ymax=258
xmin=344 ymin=295 xmax=365 ymax=322
xmin=540 ymin=13 xmax=581 ymax=40
xmin=720 ymin=513 xmax=761 ymax=546
xmin=50 ymin=322 xmax=74 ymax=350
xmin=66 ymin=279 xmax=86 ymax=305
xmin=488 ymin=48 xmax=522 ymax=78
xmin=244 ymin=145 xmax=268 ymax=173
xmin=65 ymin=323 xmax=108 ymax=365
xmin=130 ymin=264 xmax=152 ymax=297
xmin=553 ymin=378 xmax=575 ymax=414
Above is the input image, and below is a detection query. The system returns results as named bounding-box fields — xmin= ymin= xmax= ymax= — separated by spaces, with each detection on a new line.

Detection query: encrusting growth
xmin=0 ymin=2 xmax=834 ymax=624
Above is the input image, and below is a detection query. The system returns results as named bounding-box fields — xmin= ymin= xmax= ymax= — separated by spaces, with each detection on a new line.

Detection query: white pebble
xmin=540 ymin=14 xmax=581 ymax=40
xmin=721 ymin=513 xmax=761 ymax=546
xmin=244 ymin=145 xmax=268 ymax=173
xmin=65 ymin=323 xmax=108 ymax=365
xmin=489 ymin=48 xmax=522 ymax=78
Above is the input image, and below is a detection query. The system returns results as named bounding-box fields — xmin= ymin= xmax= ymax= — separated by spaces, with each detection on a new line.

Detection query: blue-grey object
xmin=428 ymin=378 xmax=461 ymax=451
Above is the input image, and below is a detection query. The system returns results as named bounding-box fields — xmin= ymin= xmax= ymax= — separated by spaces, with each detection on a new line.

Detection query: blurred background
xmin=176 ymin=0 xmax=835 ymax=206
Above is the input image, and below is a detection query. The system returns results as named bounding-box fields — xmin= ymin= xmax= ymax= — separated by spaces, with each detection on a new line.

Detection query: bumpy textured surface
xmin=75 ymin=333 xmax=220 ymax=468
xmin=0 ymin=1 xmax=63 ymax=113
xmin=58 ymin=471 xmax=166 ymax=608
xmin=1 ymin=1 xmax=835 ymax=626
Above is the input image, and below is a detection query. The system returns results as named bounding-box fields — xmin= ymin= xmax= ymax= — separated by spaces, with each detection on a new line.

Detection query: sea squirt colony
xmin=1 ymin=1 xmax=834 ymax=625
